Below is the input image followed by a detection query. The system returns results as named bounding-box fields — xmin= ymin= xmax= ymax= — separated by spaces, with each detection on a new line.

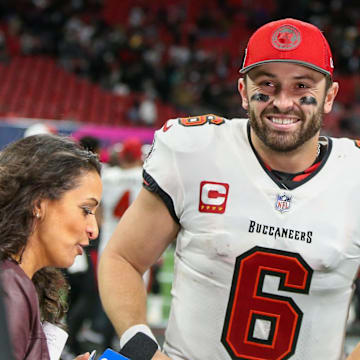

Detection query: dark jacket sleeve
xmin=1 ymin=263 xmax=49 ymax=360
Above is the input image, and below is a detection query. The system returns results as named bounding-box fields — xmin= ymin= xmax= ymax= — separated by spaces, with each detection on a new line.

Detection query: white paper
xmin=67 ymin=252 xmax=88 ymax=274
xmin=42 ymin=321 xmax=69 ymax=360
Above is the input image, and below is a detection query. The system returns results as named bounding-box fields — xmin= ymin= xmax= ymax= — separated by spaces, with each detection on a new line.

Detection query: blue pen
xmin=89 ymin=350 xmax=97 ymax=360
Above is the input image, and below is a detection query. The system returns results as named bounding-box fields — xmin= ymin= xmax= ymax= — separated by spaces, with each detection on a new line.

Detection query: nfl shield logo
xmin=275 ymin=193 xmax=292 ymax=213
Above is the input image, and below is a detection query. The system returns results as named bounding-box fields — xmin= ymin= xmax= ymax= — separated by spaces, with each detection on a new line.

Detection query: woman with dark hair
xmin=0 ymin=134 xmax=102 ymax=360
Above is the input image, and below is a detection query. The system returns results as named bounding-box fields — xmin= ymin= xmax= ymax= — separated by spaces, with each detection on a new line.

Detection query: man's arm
xmin=98 ymin=188 xmax=179 ymax=356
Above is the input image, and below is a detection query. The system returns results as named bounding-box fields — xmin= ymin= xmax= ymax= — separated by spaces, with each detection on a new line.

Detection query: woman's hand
xmin=347 ymin=342 xmax=360 ymax=360
xmin=152 ymin=350 xmax=172 ymax=359
xmin=73 ymin=350 xmax=171 ymax=359
xmin=73 ymin=352 xmax=91 ymax=360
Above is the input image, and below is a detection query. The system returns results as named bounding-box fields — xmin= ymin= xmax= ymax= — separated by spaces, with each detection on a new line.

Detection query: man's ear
xmin=238 ymin=77 xmax=249 ymax=110
xmin=324 ymin=81 xmax=339 ymax=114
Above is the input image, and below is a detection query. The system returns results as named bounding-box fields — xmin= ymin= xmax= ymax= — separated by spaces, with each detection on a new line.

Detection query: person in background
xmin=99 ymin=137 xmax=143 ymax=255
xmin=23 ymin=122 xmax=58 ymax=138
xmin=79 ymin=136 xmax=101 ymax=156
xmin=79 ymin=135 xmax=104 ymax=227
xmin=89 ymin=137 xmax=144 ymax=352
xmin=98 ymin=18 xmax=360 ymax=360
xmin=0 ymin=134 xmax=102 ymax=360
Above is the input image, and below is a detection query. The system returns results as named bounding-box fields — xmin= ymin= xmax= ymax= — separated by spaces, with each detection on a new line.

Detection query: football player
xmin=98 ymin=18 xmax=360 ymax=360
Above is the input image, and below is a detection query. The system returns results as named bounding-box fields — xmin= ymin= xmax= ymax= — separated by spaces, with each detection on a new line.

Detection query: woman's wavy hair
xmin=0 ymin=134 xmax=101 ymax=324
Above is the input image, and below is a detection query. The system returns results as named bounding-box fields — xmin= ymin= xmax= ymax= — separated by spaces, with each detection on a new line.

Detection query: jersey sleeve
xmin=143 ymin=115 xmax=230 ymax=223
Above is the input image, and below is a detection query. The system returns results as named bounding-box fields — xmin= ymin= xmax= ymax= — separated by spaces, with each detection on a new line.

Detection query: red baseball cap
xmin=240 ymin=18 xmax=334 ymax=77
xmin=119 ymin=138 xmax=143 ymax=162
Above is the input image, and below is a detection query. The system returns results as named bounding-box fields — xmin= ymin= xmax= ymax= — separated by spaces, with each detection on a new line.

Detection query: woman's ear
xmin=33 ymin=199 xmax=46 ymax=219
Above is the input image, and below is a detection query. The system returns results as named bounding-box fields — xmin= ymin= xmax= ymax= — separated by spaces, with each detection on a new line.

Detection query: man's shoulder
xmin=330 ymin=136 xmax=360 ymax=156
xmin=154 ymin=114 xmax=247 ymax=152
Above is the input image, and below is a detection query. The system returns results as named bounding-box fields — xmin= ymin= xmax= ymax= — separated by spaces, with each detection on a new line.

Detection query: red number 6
xmin=221 ymin=246 xmax=313 ymax=360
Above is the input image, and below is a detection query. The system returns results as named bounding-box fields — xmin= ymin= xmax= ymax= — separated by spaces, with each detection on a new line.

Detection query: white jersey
xmin=143 ymin=115 xmax=360 ymax=360
xmin=99 ymin=165 xmax=142 ymax=254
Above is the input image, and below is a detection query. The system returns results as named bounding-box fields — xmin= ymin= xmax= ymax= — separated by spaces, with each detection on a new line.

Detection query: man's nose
xmin=272 ymin=90 xmax=295 ymax=112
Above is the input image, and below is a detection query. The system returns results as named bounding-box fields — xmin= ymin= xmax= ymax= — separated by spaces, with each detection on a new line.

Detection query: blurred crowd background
xmin=1 ymin=0 xmax=360 ymax=359
xmin=0 ymin=0 xmax=359 ymax=135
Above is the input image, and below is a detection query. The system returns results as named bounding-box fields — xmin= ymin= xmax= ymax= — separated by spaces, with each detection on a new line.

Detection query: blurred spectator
xmin=0 ymin=1 xmax=360 ymax=133
xmin=79 ymin=135 xmax=101 ymax=155
xmin=0 ymin=29 xmax=9 ymax=63
xmin=139 ymin=94 xmax=157 ymax=127
xmin=65 ymin=250 xmax=98 ymax=357
xmin=338 ymin=103 xmax=360 ymax=139
xmin=86 ymin=137 xmax=144 ymax=352
xmin=126 ymin=98 xmax=141 ymax=125
xmin=23 ymin=122 xmax=58 ymax=137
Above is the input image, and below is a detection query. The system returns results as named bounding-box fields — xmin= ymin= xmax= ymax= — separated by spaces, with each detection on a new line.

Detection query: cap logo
xmin=272 ymin=24 xmax=301 ymax=50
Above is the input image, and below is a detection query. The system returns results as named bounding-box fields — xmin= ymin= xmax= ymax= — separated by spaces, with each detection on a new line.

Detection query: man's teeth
xmin=271 ymin=118 xmax=297 ymax=124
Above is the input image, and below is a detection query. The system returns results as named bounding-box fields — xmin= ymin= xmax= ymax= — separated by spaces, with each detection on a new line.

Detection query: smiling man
xmin=238 ymin=61 xmax=338 ymax=175
xmin=98 ymin=18 xmax=360 ymax=360
xmin=238 ymin=19 xmax=339 ymax=178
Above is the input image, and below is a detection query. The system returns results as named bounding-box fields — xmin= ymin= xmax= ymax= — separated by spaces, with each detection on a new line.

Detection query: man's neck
xmin=250 ymin=131 xmax=320 ymax=174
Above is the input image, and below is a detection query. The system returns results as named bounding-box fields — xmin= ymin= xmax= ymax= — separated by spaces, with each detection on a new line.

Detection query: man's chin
xmin=262 ymin=134 xmax=301 ymax=153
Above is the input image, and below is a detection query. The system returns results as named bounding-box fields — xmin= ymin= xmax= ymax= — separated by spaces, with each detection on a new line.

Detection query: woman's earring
xmin=36 ymin=213 xmax=40 ymax=219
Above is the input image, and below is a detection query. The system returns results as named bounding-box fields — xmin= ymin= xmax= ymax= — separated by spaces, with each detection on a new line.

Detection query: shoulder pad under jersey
xmin=155 ymin=114 xmax=230 ymax=153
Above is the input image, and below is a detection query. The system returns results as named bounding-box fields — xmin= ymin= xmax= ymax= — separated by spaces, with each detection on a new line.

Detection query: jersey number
xmin=178 ymin=114 xmax=225 ymax=126
xmin=221 ymin=246 xmax=313 ymax=360
xmin=113 ymin=190 xmax=130 ymax=218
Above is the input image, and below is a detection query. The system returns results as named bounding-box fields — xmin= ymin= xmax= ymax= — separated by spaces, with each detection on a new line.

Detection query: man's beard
xmin=249 ymin=103 xmax=324 ymax=153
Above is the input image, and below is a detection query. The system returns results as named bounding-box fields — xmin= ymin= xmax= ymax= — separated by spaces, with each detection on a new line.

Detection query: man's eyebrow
xmin=293 ymin=74 xmax=317 ymax=82
xmin=249 ymin=70 xmax=276 ymax=80
xmin=249 ymin=71 xmax=318 ymax=83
